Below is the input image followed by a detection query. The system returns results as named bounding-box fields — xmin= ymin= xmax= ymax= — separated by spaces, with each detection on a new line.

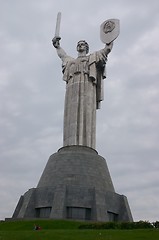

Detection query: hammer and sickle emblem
xmin=103 ymin=20 xmax=115 ymax=34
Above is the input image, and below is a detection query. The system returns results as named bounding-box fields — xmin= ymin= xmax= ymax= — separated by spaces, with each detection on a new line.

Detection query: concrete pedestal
xmin=12 ymin=146 xmax=133 ymax=222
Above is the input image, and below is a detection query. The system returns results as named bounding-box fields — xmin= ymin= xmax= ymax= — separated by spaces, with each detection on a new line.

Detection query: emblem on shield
xmin=100 ymin=19 xmax=120 ymax=44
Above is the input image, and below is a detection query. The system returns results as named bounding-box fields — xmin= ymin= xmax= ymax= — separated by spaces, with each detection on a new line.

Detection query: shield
xmin=100 ymin=19 xmax=120 ymax=44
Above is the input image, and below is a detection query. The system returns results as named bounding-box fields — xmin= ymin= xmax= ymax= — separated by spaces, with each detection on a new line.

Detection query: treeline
xmin=79 ymin=221 xmax=159 ymax=230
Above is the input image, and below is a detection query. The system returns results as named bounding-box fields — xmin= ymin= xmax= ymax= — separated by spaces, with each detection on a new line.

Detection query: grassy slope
xmin=0 ymin=220 xmax=159 ymax=240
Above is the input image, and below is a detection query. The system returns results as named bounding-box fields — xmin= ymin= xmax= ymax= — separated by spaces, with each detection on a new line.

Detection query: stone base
xmin=12 ymin=146 xmax=133 ymax=222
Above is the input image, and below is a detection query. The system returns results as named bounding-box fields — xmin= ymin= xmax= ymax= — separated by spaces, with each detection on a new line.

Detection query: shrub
xmin=152 ymin=221 xmax=159 ymax=228
xmin=79 ymin=220 xmax=154 ymax=230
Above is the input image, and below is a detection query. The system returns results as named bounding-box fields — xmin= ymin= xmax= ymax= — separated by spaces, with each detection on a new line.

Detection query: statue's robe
xmin=61 ymin=49 xmax=108 ymax=149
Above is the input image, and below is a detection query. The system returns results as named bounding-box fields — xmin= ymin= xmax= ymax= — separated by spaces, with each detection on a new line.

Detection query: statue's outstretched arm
xmin=104 ymin=41 xmax=113 ymax=55
xmin=95 ymin=41 xmax=113 ymax=66
xmin=52 ymin=37 xmax=67 ymax=61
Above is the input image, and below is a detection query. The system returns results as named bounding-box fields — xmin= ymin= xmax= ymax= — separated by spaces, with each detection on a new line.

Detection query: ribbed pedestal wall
xmin=12 ymin=146 xmax=133 ymax=222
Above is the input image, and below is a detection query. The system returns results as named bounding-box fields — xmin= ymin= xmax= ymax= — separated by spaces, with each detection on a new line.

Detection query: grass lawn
xmin=0 ymin=220 xmax=159 ymax=240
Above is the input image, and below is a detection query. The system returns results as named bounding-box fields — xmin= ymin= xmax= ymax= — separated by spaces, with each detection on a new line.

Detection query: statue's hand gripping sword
xmin=52 ymin=12 xmax=61 ymax=48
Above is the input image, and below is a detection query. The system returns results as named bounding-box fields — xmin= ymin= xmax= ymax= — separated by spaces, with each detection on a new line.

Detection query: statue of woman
xmin=52 ymin=37 xmax=113 ymax=149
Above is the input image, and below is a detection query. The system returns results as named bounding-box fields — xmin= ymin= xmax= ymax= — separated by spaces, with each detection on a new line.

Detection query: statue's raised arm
xmin=52 ymin=36 xmax=68 ymax=60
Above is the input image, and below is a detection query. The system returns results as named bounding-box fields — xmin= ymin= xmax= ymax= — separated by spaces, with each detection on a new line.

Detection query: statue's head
xmin=77 ymin=40 xmax=89 ymax=54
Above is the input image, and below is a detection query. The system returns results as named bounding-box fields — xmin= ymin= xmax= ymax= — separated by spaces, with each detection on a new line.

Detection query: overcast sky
xmin=0 ymin=0 xmax=159 ymax=221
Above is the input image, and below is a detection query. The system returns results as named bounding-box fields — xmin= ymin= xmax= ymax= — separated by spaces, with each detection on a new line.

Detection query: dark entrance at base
xmin=107 ymin=211 xmax=118 ymax=221
xmin=67 ymin=207 xmax=91 ymax=220
xmin=36 ymin=207 xmax=52 ymax=218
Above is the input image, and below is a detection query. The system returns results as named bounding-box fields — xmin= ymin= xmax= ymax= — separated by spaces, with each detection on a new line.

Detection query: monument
xmin=12 ymin=14 xmax=133 ymax=222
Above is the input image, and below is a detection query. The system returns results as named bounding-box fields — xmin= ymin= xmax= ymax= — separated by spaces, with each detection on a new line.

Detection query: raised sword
xmin=54 ymin=12 xmax=61 ymax=39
